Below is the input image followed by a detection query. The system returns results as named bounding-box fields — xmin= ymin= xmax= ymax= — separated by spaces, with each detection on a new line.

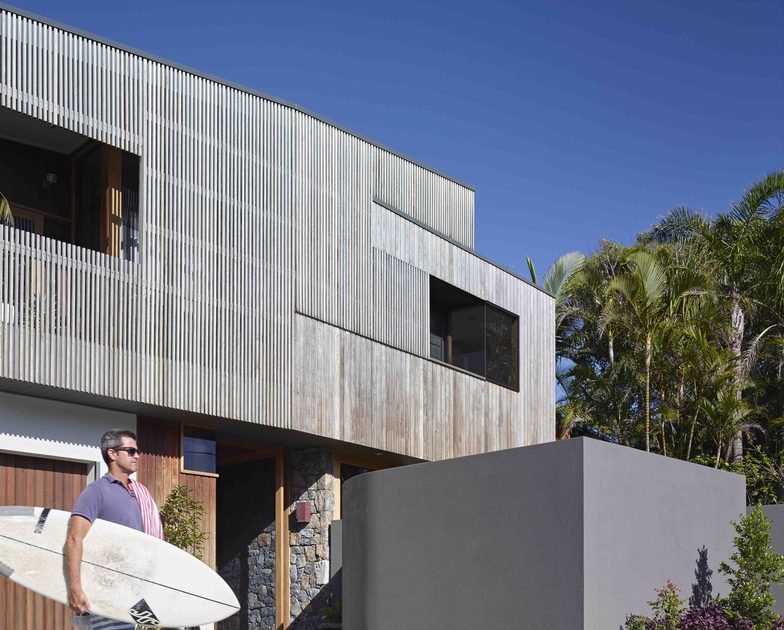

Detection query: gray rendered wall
xmin=342 ymin=438 xmax=746 ymax=630
xmin=758 ymin=505 xmax=784 ymax=616
xmin=343 ymin=439 xmax=585 ymax=630
xmin=583 ymin=439 xmax=745 ymax=628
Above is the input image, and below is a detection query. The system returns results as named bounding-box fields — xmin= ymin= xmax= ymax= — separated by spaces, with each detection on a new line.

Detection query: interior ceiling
xmin=0 ymin=105 xmax=90 ymax=154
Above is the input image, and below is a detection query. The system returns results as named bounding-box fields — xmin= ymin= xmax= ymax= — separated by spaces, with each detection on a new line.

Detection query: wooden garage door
xmin=0 ymin=452 xmax=88 ymax=630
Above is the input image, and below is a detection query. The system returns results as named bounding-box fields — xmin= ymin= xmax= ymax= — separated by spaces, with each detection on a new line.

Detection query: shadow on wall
xmin=690 ymin=546 xmax=713 ymax=609
xmin=217 ymin=458 xmax=277 ymax=630
xmin=289 ymin=570 xmax=342 ymax=630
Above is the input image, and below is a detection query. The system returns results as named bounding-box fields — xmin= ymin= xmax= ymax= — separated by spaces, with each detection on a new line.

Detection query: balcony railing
xmin=0 ymin=224 xmax=140 ymax=351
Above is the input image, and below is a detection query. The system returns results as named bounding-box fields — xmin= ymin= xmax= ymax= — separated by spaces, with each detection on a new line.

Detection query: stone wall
xmin=288 ymin=448 xmax=337 ymax=629
xmin=217 ymin=458 xmax=277 ymax=630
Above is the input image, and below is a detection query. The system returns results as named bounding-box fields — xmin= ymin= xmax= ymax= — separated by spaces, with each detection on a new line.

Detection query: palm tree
xmin=606 ymin=249 xmax=707 ymax=451
xmin=645 ymin=170 xmax=784 ymax=461
xmin=699 ymin=387 xmax=758 ymax=468
xmin=680 ymin=328 xmax=736 ymax=460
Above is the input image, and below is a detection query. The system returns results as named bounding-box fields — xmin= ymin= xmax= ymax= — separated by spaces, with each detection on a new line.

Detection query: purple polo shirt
xmin=71 ymin=473 xmax=144 ymax=532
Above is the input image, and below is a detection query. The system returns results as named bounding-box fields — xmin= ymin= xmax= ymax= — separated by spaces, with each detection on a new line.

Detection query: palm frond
xmin=729 ymin=170 xmax=784 ymax=224
xmin=628 ymin=250 xmax=668 ymax=308
xmin=640 ymin=206 xmax=708 ymax=244
xmin=543 ymin=251 xmax=586 ymax=303
xmin=741 ymin=324 xmax=782 ymax=379
xmin=526 ymin=256 xmax=538 ymax=286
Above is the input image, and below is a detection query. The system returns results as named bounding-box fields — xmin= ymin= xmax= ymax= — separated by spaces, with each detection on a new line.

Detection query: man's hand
xmin=68 ymin=585 xmax=91 ymax=614
xmin=65 ymin=515 xmax=92 ymax=614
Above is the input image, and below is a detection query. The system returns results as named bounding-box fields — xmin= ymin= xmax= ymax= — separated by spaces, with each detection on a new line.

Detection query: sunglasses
xmin=112 ymin=447 xmax=140 ymax=456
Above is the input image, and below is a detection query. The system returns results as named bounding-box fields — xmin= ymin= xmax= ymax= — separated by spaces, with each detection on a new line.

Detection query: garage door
xmin=0 ymin=452 xmax=88 ymax=630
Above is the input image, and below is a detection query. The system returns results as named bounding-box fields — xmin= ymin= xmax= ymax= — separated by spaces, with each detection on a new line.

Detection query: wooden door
xmin=0 ymin=452 xmax=88 ymax=630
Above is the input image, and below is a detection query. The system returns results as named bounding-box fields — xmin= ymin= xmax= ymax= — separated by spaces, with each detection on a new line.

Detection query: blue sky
xmin=7 ymin=0 xmax=783 ymax=275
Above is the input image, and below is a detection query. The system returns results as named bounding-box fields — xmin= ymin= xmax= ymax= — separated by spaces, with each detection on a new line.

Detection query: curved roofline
xmin=0 ymin=2 xmax=474 ymax=191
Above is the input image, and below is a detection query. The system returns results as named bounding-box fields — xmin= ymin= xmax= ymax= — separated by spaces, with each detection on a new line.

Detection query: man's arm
xmin=65 ymin=515 xmax=92 ymax=614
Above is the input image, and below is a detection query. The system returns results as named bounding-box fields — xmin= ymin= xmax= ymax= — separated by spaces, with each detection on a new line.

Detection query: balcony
xmin=0 ymin=106 xmax=141 ymax=350
xmin=0 ymin=105 xmax=139 ymax=261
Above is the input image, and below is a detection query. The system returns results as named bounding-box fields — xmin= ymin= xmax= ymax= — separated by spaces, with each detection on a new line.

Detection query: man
xmin=66 ymin=429 xmax=163 ymax=630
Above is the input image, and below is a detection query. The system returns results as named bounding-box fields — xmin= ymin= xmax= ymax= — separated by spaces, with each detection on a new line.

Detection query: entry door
xmin=0 ymin=452 xmax=88 ymax=630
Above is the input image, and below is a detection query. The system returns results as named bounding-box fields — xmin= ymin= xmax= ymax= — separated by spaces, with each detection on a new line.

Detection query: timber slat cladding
xmin=136 ymin=417 xmax=216 ymax=569
xmin=0 ymin=7 xmax=555 ymax=458
xmin=0 ymin=452 xmax=87 ymax=630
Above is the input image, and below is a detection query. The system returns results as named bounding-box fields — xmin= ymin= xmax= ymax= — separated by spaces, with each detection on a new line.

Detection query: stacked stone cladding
xmin=217 ymin=458 xmax=277 ymax=630
xmin=288 ymin=448 xmax=336 ymax=629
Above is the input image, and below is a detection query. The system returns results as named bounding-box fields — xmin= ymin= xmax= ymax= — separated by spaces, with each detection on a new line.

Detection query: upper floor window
xmin=0 ymin=106 xmax=139 ymax=261
xmin=430 ymin=276 xmax=519 ymax=390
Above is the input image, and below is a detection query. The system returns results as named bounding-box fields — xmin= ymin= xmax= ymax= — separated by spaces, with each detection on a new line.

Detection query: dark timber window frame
xmin=429 ymin=276 xmax=520 ymax=391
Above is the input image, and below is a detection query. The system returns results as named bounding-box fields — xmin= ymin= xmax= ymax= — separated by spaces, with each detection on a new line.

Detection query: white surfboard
xmin=0 ymin=506 xmax=240 ymax=627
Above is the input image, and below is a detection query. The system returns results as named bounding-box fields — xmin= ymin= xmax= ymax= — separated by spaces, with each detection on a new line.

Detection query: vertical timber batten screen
xmin=0 ymin=9 xmax=486 ymax=438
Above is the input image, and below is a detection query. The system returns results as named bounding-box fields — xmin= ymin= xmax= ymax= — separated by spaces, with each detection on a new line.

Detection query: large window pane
xmin=449 ymin=304 xmax=486 ymax=376
xmin=430 ymin=308 xmax=447 ymax=361
xmin=485 ymin=306 xmax=519 ymax=390
xmin=429 ymin=276 xmax=518 ymax=390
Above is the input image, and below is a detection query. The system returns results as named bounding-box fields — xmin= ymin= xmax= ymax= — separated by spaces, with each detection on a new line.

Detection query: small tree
xmin=718 ymin=505 xmax=784 ymax=629
xmin=160 ymin=485 xmax=208 ymax=559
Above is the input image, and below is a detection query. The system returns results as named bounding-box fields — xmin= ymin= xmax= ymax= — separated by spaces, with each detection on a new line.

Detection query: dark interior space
xmin=430 ymin=276 xmax=519 ymax=389
xmin=0 ymin=105 xmax=140 ymax=260
xmin=217 ymin=457 xmax=277 ymax=630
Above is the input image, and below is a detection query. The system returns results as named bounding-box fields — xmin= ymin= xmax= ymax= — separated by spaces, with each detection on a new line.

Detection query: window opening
xmin=183 ymin=426 xmax=217 ymax=474
xmin=429 ymin=276 xmax=519 ymax=390
xmin=0 ymin=106 xmax=140 ymax=260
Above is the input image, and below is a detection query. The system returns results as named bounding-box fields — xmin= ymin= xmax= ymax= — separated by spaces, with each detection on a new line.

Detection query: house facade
xmin=0 ymin=5 xmax=555 ymax=629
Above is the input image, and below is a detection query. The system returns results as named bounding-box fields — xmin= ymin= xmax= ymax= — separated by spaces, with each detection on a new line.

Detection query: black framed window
xmin=429 ymin=276 xmax=519 ymax=390
xmin=183 ymin=426 xmax=217 ymax=474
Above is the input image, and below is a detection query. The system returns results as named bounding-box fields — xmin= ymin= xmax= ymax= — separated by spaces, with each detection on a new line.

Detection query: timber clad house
xmin=0 ymin=5 xmax=554 ymax=629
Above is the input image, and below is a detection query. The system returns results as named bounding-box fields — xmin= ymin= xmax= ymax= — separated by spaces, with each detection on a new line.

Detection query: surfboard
xmin=0 ymin=506 xmax=240 ymax=627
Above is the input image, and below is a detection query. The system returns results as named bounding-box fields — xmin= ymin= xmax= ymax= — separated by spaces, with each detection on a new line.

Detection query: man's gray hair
xmin=100 ymin=428 xmax=137 ymax=465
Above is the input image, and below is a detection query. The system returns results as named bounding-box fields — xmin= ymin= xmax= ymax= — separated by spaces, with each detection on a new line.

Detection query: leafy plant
xmin=649 ymin=581 xmax=683 ymax=630
xmin=718 ymin=505 xmax=784 ymax=629
xmin=622 ymin=581 xmax=683 ymax=630
xmin=623 ymin=508 xmax=784 ymax=629
xmin=623 ymin=614 xmax=649 ymax=630
xmin=678 ymin=603 xmax=732 ymax=629
xmin=321 ymin=599 xmax=342 ymax=623
xmin=160 ymin=484 xmax=208 ymax=559
xmin=730 ymin=447 xmax=782 ymax=505
xmin=0 ymin=192 xmax=13 ymax=227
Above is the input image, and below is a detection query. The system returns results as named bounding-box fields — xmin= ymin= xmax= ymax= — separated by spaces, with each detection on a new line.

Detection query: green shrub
xmin=718 ymin=505 xmax=784 ymax=629
xmin=160 ymin=484 xmax=208 ymax=559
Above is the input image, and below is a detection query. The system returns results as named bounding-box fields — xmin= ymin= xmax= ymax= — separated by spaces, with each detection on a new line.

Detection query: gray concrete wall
xmin=583 ymin=439 xmax=745 ymax=629
xmin=343 ymin=439 xmax=585 ymax=630
xmin=759 ymin=504 xmax=784 ymax=616
xmin=342 ymin=438 xmax=746 ymax=630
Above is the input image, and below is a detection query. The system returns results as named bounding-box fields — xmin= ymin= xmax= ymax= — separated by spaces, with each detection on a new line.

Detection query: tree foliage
xmin=532 ymin=171 xmax=784 ymax=497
